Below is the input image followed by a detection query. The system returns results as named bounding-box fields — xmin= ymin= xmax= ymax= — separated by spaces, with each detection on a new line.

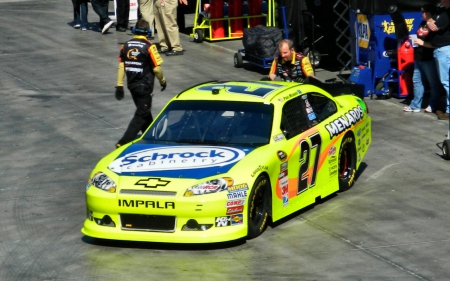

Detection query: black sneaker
xmin=166 ymin=50 xmax=184 ymax=56
xmin=102 ymin=20 xmax=114 ymax=34
xmin=158 ymin=48 xmax=169 ymax=54
xmin=116 ymin=26 xmax=127 ymax=32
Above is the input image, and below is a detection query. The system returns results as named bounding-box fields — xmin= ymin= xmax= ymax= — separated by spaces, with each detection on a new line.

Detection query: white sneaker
xmin=403 ymin=106 xmax=420 ymax=113
xmin=102 ymin=21 xmax=113 ymax=34
xmin=81 ymin=27 xmax=87 ymax=31
xmin=74 ymin=24 xmax=81 ymax=29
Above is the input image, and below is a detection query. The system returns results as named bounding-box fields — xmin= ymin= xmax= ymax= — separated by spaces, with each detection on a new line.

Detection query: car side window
xmin=306 ymin=92 xmax=337 ymax=122
xmin=280 ymin=96 xmax=312 ymax=139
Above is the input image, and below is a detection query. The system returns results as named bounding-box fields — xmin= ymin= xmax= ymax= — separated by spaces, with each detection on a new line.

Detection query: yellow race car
xmin=81 ymin=79 xmax=371 ymax=243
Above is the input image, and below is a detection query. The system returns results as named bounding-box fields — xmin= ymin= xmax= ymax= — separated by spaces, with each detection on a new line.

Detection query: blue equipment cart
xmin=348 ymin=9 xmax=422 ymax=98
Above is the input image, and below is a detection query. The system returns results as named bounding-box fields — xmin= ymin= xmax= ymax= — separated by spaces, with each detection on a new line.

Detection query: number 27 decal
xmin=298 ymin=133 xmax=322 ymax=194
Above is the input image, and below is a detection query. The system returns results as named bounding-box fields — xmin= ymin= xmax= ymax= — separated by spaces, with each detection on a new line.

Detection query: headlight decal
xmin=89 ymin=172 xmax=117 ymax=193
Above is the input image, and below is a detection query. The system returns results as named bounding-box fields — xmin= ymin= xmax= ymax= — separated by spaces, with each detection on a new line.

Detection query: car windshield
xmin=143 ymin=100 xmax=274 ymax=147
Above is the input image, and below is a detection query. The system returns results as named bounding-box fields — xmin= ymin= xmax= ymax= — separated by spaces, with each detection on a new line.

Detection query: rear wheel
xmin=247 ymin=175 xmax=270 ymax=239
xmin=443 ymin=139 xmax=450 ymax=160
xmin=303 ymin=47 xmax=321 ymax=68
xmin=338 ymin=134 xmax=357 ymax=192
xmin=234 ymin=52 xmax=243 ymax=68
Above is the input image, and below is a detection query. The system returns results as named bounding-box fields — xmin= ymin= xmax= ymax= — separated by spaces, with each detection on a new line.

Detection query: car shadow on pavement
xmin=81 ymin=236 xmax=246 ymax=250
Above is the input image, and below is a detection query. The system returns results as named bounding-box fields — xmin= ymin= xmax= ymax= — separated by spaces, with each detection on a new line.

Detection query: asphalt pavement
xmin=1 ymin=1 xmax=450 ymax=281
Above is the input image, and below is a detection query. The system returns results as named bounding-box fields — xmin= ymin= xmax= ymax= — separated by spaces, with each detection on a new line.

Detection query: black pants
xmin=90 ymin=0 xmax=111 ymax=27
xmin=116 ymin=0 xmax=130 ymax=28
xmin=118 ymin=84 xmax=153 ymax=145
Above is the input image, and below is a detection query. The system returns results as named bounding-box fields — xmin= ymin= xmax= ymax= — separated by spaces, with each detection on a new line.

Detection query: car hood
xmin=108 ymin=143 xmax=255 ymax=179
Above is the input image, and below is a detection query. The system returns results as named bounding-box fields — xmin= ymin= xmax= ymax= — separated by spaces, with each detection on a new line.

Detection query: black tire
xmin=247 ymin=175 xmax=270 ymax=239
xmin=234 ymin=52 xmax=243 ymax=68
xmin=338 ymin=134 xmax=357 ymax=192
xmin=443 ymin=139 xmax=450 ymax=160
xmin=193 ymin=29 xmax=203 ymax=43
xmin=375 ymin=76 xmax=393 ymax=99
xmin=303 ymin=47 xmax=321 ymax=68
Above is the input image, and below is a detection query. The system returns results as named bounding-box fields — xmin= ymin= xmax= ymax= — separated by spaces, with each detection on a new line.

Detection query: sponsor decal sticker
xmin=227 ymin=190 xmax=247 ymax=200
xmin=215 ymin=214 xmax=244 ymax=226
xmin=251 ymin=165 xmax=268 ymax=177
xmin=277 ymin=150 xmax=287 ymax=161
xmin=215 ymin=216 xmax=231 ymax=227
xmin=273 ymin=133 xmax=285 ymax=142
xmin=227 ymin=206 xmax=244 ymax=215
xmin=231 ymin=214 xmax=243 ymax=225
xmin=325 ymin=106 xmax=364 ymax=139
xmin=226 ymin=199 xmax=245 ymax=207
xmin=328 ymin=146 xmax=336 ymax=156
xmin=280 ymin=177 xmax=289 ymax=206
xmin=227 ymin=183 xmax=248 ymax=192
xmin=308 ymin=112 xmax=317 ymax=120
xmin=109 ymin=146 xmax=245 ymax=173
xmin=280 ymin=162 xmax=288 ymax=172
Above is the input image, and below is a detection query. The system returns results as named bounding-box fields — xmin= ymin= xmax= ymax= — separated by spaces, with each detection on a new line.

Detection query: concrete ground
xmin=1 ymin=1 xmax=450 ymax=281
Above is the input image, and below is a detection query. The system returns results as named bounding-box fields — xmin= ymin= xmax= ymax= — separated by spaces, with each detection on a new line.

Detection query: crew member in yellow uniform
xmin=268 ymin=39 xmax=315 ymax=82
xmin=115 ymin=19 xmax=167 ymax=148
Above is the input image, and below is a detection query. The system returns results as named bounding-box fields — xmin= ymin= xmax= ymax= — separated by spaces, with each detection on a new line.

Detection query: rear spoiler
xmin=303 ymin=77 xmax=365 ymax=100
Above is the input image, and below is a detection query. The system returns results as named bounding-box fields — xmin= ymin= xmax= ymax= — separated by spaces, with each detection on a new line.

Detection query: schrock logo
xmin=325 ymin=106 xmax=364 ymax=139
xmin=109 ymin=146 xmax=246 ymax=173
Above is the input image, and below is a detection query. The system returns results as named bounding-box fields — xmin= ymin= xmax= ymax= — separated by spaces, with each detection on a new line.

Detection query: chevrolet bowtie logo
xmin=135 ymin=178 xmax=170 ymax=188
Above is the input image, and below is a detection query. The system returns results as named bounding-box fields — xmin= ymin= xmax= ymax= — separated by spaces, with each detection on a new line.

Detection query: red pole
xmin=210 ymin=0 xmax=225 ymax=38
xmin=229 ymin=0 xmax=243 ymax=37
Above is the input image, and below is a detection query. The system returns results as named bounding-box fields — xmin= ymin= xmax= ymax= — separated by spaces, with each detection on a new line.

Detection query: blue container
xmin=349 ymin=66 xmax=373 ymax=97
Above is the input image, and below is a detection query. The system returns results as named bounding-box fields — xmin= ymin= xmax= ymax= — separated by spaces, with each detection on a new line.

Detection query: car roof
xmin=173 ymin=81 xmax=303 ymax=103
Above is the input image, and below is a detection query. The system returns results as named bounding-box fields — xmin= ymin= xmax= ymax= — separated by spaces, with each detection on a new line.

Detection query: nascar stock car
xmin=81 ymin=78 xmax=372 ymax=243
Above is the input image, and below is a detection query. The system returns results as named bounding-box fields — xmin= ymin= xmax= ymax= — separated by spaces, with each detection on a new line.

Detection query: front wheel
xmin=193 ymin=29 xmax=203 ymax=43
xmin=338 ymin=134 xmax=357 ymax=192
xmin=247 ymin=175 xmax=270 ymax=239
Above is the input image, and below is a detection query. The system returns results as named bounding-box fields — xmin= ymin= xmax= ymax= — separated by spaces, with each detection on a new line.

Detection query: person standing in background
xmin=139 ymin=0 xmax=155 ymax=36
xmin=404 ymin=4 xmax=441 ymax=113
xmin=72 ymin=0 xmax=89 ymax=31
xmin=116 ymin=0 xmax=130 ymax=32
xmin=153 ymin=0 xmax=188 ymax=56
xmin=90 ymin=0 xmax=114 ymax=34
xmin=426 ymin=0 xmax=450 ymax=119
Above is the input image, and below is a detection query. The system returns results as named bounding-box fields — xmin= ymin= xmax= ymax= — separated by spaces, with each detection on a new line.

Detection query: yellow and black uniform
xmin=116 ymin=35 xmax=165 ymax=146
xmin=269 ymin=51 xmax=314 ymax=82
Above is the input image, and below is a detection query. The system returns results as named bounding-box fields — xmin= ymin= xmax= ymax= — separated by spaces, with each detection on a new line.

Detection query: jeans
xmin=90 ymin=0 xmax=112 ymax=27
xmin=434 ymin=45 xmax=450 ymax=113
xmin=410 ymin=60 xmax=441 ymax=110
xmin=72 ymin=0 xmax=88 ymax=28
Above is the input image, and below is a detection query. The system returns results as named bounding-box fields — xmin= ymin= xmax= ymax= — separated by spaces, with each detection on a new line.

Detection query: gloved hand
xmin=160 ymin=80 xmax=167 ymax=91
xmin=115 ymin=86 xmax=124 ymax=100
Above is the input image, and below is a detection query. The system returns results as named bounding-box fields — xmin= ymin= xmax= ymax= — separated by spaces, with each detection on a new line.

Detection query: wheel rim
xmin=194 ymin=33 xmax=198 ymax=40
